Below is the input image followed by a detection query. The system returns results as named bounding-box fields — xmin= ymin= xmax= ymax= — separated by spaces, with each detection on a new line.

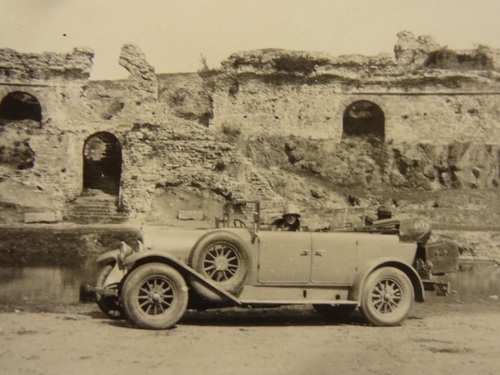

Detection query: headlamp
xmin=119 ymin=241 xmax=133 ymax=262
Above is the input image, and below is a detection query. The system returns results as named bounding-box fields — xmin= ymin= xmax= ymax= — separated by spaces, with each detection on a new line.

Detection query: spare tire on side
xmin=189 ymin=231 xmax=250 ymax=296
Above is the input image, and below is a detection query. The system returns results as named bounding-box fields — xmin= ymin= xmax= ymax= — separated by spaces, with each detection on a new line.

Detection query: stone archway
xmin=0 ymin=91 xmax=42 ymax=123
xmin=342 ymin=100 xmax=385 ymax=141
xmin=0 ymin=91 xmax=41 ymax=170
xmin=83 ymin=132 xmax=122 ymax=195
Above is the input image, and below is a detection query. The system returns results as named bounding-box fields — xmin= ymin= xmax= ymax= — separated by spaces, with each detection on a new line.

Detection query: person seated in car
xmin=272 ymin=203 xmax=301 ymax=231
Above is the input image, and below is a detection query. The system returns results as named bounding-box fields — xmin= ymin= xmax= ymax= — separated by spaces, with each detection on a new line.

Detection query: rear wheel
xmin=95 ymin=264 xmax=124 ymax=319
xmin=359 ymin=267 xmax=414 ymax=326
xmin=121 ymin=263 xmax=188 ymax=330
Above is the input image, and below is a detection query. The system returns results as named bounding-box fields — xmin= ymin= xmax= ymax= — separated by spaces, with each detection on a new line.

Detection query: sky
xmin=1 ymin=0 xmax=499 ymax=80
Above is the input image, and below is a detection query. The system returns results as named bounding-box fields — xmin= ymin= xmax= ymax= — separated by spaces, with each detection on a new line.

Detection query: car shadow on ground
xmin=180 ymin=307 xmax=368 ymax=327
xmin=86 ymin=306 xmax=371 ymax=329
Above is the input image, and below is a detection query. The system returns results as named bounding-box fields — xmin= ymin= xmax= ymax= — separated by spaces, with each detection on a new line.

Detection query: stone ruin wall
xmin=0 ymin=47 xmax=94 ymax=218
xmin=211 ymin=31 xmax=500 ymax=192
xmin=212 ymin=79 xmax=500 ymax=190
xmin=0 ymin=45 xmax=279 ymax=223
xmin=0 ymin=32 xmax=500 ymax=229
xmin=212 ymin=85 xmax=500 ymax=143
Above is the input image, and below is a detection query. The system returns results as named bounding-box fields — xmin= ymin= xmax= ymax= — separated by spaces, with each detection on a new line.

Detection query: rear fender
xmin=350 ymin=257 xmax=425 ymax=303
xmin=122 ymin=251 xmax=241 ymax=306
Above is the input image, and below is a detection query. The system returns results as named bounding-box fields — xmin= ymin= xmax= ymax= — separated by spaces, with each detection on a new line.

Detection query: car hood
xmin=141 ymin=227 xmax=207 ymax=257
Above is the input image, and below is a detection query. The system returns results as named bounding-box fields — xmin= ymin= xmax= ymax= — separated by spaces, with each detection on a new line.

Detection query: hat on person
xmin=283 ymin=203 xmax=301 ymax=217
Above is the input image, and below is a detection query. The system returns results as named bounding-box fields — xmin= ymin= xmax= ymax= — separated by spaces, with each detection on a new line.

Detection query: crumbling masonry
xmin=1 ymin=32 xmax=500 ymax=235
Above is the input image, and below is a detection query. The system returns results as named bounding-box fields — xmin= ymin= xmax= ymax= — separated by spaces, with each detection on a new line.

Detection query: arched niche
xmin=342 ymin=100 xmax=385 ymax=142
xmin=83 ymin=132 xmax=122 ymax=195
xmin=0 ymin=91 xmax=42 ymax=124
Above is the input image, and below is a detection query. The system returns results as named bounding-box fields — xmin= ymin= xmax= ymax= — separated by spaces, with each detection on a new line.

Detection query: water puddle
xmin=0 ymin=261 xmax=498 ymax=307
xmin=444 ymin=261 xmax=500 ymax=298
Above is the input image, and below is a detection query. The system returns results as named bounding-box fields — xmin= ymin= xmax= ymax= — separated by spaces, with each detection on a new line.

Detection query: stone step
xmin=66 ymin=215 xmax=127 ymax=224
xmin=68 ymin=206 xmax=118 ymax=214
xmin=71 ymin=198 xmax=118 ymax=205
xmin=65 ymin=194 xmax=127 ymax=224
xmin=65 ymin=211 xmax=127 ymax=222
xmin=67 ymin=207 xmax=125 ymax=216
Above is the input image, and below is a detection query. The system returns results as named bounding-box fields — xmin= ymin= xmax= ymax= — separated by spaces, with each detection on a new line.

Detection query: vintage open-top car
xmin=89 ymin=201 xmax=459 ymax=329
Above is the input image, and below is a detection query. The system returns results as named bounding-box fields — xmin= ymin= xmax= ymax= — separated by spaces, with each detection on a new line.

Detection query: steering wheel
xmin=233 ymin=219 xmax=247 ymax=228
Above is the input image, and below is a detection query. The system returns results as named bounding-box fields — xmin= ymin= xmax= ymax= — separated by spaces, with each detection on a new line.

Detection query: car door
xmin=257 ymin=231 xmax=312 ymax=283
xmin=310 ymin=232 xmax=358 ymax=285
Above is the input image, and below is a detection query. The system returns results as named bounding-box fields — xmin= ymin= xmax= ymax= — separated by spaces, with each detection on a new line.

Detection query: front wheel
xmin=359 ymin=267 xmax=414 ymax=326
xmin=121 ymin=263 xmax=188 ymax=330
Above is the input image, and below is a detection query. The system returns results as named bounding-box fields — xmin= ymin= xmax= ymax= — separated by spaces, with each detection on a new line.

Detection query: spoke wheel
xmin=190 ymin=232 xmax=250 ymax=296
xmin=121 ymin=263 xmax=188 ymax=329
xmin=360 ymin=267 xmax=414 ymax=326
xmin=202 ymin=242 xmax=241 ymax=283
xmin=95 ymin=264 xmax=124 ymax=319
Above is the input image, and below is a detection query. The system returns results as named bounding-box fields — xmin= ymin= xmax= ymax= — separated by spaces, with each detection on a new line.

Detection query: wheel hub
xmin=384 ymin=286 xmax=393 ymax=301
xmin=384 ymin=293 xmax=395 ymax=303
xmin=151 ymin=292 xmax=162 ymax=303
xmin=214 ymin=257 xmax=229 ymax=271
xmin=373 ymin=280 xmax=402 ymax=313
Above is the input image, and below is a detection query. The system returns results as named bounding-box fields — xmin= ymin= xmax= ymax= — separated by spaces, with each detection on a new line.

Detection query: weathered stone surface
xmin=24 ymin=211 xmax=61 ymax=223
xmin=177 ymin=210 xmax=204 ymax=220
xmin=394 ymin=30 xmax=440 ymax=65
xmin=0 ymin=181 xmax=55 ymax=210
xmin=0 ymin=120 xmax=37 ymax=169
xmin=221 ymin=48 xmax=400 ymax=79
xmin=0 ymin=47 xmax=94 ymax=81
xmin=158 ymin=73 xmax=212 ymax=125
xmin=119 ymin=44 xmax=158 ymax=100
xmin=0 ymin=34 xmax=500 ymax=260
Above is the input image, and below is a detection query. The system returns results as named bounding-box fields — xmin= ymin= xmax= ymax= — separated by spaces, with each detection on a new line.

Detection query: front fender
xmin=349 ymin=257 xmax=425 ymax=303
xmin=122 ymin=251 xmax=241 ymax=305
xmin=96 ymin=250 xmax=120 ymax=266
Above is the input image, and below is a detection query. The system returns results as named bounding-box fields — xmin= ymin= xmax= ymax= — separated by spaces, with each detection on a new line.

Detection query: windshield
xmin=216 ymin=200 xmax=260 ymax=229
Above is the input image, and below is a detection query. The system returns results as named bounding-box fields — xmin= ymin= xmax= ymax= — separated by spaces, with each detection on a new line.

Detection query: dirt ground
xmin=1 ymin=295 xmax=499 ymax=375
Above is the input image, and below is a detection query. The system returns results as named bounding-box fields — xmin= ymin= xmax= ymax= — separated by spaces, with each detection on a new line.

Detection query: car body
xmin=90 ymin=201 xmax=459 ymax=329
